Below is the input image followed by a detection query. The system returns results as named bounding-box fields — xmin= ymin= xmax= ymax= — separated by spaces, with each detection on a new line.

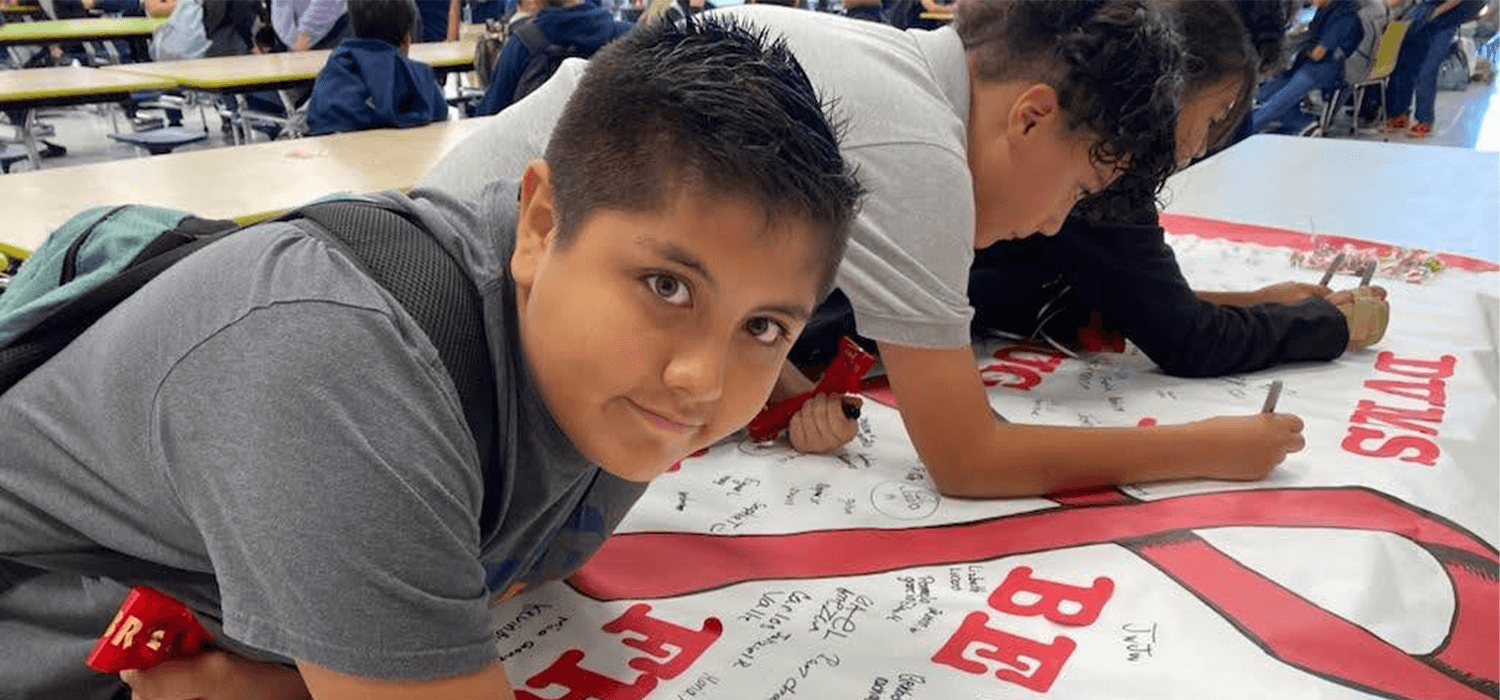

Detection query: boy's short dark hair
xmin=954 ymin=0 xmax=1184 ymax=193
xmin=349 ymin=0 xmax=419 ymax=47
xmin=543 ymin=15 xmax=864 ymax=296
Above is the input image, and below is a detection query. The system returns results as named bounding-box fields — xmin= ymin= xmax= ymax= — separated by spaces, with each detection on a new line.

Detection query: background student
xmin=1246 ymin=0 xmax=1366 ymax=136
xmin=472 ymin=0 xmax=633 ymax=116
xmin=1383 ymin=0 xmax=1484 ymax=137
xmin=304 ymin=0 xmax=450 ymax=135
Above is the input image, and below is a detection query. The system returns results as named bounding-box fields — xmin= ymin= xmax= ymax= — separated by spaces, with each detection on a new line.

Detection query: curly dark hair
xmin=544 ymin=14 xmax=865 ymax=296
xmin=954 ymin=0 xmax=1186 ymax=196
xmin=1237 ymin=0 xmax=1298 ymax=74
xmin=1072 ymin=0 xmax=1293 ymax=224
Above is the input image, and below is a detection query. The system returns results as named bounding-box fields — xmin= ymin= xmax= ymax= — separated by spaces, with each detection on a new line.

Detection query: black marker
xmin=1318 ymin=253 xmax=1346 ymax=287
xmin=1261 ymin=379 xmax=1283 ymax=413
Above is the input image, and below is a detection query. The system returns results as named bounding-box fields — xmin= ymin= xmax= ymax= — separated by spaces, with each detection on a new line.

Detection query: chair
xmin=1317 ymin=20 xmax=1411 ymax=137
xmin=107 ymin=93 xmax=213 ymax=155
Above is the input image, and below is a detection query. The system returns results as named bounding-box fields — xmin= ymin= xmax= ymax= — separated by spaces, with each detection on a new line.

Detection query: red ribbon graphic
xmin=569 ymin=487 xmax=1497 ymax=699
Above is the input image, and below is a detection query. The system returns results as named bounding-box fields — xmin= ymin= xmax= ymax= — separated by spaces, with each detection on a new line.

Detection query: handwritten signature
xmin=1122 ymin=622 xmax=1158 ymax=662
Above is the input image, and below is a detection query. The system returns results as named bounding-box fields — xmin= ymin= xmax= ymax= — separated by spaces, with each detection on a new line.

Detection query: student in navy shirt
xmin=473 ymin=0 xmax=632 ymax=116
xmin=1246 ymin=0 xmax=1365 ymax=135
xmin=1383 ymin=0 xmax=1484 ymax=138
xmin=305 ymin=0 xmax=449 ymax=135
xmin=414 ymin=0 xmax=460 ymax=41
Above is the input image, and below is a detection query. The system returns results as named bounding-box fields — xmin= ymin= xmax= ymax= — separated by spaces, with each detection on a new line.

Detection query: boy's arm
xmin=1428 ymin=0 xmax=1467 ymax=21
xmin=1043 ymin=220 xmax=1348 ymax=376
xmin=447 ymin=0 xmax=461 ymax=41
xmin=878 ymin=342 xmax=1305 ymax=498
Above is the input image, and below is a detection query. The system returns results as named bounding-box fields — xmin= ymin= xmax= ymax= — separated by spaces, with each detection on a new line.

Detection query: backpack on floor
xmin=509 ymin=18 xmax=592 ymax=105
xmin=0 ymin=200 xmax=497 ymax=462
xmin=1436 ymin=45 xmax=1470 ymax=91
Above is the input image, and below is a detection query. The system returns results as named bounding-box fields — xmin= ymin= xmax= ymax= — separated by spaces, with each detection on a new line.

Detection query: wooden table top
xmin=5 ymin=117 xmax=492 ymax=252
xmin=0 ymin=65 xmax=175 ymax=106
xmin=102 ymin=39 xmax=476 ymax=91
xmin=0 ymin=16 xmax=164 ymax=46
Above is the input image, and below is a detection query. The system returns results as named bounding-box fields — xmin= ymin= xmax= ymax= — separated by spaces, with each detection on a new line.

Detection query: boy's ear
xmin=1008 ymin=83 xmax=1061 ymax=139
xmin=511 ymin=159 xmax=557 ymax=294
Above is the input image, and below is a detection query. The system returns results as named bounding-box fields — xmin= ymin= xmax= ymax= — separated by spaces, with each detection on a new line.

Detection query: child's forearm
xmin=1429 ymin=0 xmax=1465 ymax=20
xmin=925 ymin=421 xmax=1211 ymax=498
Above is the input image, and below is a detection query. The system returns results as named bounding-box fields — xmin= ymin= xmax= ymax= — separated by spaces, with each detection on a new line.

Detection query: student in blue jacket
xmin=473 ymin=0 xmax=632 ymax=116
xmin=1383 ymin=0 xmax=1484 ymax=138
xmin=304 ymin=0 xmax=449 ymax=136
xmin=1246 ymin=0 xmax=1365 ymax=135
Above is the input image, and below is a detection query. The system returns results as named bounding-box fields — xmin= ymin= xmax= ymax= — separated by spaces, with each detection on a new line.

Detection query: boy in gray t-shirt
xmin=0 ymin=16 xmax=862 ymax=700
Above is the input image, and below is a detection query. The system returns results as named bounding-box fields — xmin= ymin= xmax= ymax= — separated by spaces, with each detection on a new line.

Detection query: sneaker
xmin=1406 ymin=121 xmax=1433 ymax=139
xmin=1381 ymin=114 xmax=1409 ymax=132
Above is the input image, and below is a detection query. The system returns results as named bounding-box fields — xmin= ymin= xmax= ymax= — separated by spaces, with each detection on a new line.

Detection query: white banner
xmin=490 ymin=217 xmax=1500 ymax=700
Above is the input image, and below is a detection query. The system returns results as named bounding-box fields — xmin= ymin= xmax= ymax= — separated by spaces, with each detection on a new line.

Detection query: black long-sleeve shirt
xmin=968 ymin=210 xmax=1349 ymax=378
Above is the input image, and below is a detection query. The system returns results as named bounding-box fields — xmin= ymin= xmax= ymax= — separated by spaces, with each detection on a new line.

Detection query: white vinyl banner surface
xmin=490 ymin=217 xmax=1499 ymax=700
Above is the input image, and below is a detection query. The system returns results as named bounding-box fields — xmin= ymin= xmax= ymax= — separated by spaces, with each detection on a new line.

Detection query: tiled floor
xmin=1344 ymin=79 xmax=1500 ymax=150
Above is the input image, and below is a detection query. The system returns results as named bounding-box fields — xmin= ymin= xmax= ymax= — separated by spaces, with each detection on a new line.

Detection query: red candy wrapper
xmin=85 ymin=586 xmax=210 ymax=674
xmin=747 ymin=336 xmax=875 ymax=442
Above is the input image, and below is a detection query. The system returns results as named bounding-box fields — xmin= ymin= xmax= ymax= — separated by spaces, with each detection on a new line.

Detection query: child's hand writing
xmin=1253 ymin=281 xmax=1331 ymax=305
xmin=120 ymin=651 xmax=310 ymax=700
xmin=1191 ymin=413 xmax=1306 ymax=481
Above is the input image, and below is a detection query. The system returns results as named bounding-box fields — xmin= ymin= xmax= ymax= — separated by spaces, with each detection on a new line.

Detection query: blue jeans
xmin=1249 ymin=60 xmax=1341 ymax=134
xmin=1386 ymin=3 xmax=1481 ymax=123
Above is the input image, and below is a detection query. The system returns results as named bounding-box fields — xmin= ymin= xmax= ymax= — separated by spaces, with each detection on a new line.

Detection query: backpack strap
xmin=512 ymin=17 xmax=550 ymax=56
xmin=291 ymin=200 xmax=498 ymax=472
xmin=1 ymin=199 xmax=497 ymax=472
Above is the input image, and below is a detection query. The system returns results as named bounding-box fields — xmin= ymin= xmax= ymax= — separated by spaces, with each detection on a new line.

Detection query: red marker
xmin=85 ymin=587 xmax=210 ymax=674
xmin=747 ymin=336 xmax=874 ymax=442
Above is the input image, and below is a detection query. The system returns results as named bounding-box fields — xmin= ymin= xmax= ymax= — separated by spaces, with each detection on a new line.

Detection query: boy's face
xmin=512 ymin=162 xmax=823 ymax=482
xmin=968 ymin=83 xmax=1119 ymax=248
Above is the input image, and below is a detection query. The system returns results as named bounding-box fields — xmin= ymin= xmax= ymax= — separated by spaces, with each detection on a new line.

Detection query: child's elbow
xmin=919 ymin=440 xmax=1039 ymax=500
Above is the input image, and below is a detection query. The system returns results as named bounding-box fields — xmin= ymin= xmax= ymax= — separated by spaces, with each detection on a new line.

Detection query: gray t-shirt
xmin=421 ymin=5 xmax=976 ymax=348
xmin=0 ymin=180 xmax=645 ymax=697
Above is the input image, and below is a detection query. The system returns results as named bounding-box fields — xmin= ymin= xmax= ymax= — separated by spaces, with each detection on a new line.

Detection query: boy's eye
xmin=745 ymin=317 xmax=787 ymax=345
xmin=645 ymin=273 xmax=691 ymax=306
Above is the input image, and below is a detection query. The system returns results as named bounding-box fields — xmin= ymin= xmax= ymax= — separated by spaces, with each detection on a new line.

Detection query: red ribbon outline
xmin=568 ymin=486 xmax=1498 ymax=699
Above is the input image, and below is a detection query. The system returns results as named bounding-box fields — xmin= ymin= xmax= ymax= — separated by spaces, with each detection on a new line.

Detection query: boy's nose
xmin=663 ymin=337 xmax=727 ymax=405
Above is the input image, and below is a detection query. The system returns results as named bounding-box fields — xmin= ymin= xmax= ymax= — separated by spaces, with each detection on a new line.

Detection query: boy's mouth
xmin=626 ymin=398 xmax=703 ymax=435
